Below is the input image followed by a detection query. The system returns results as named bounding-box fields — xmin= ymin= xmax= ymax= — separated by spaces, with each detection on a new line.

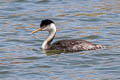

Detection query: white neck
xmin=41 ymin=23 xmax=56 ymax=49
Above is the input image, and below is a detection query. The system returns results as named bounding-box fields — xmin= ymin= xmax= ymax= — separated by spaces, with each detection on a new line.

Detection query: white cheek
xmin=45 ymin=26 xmax=51 ymax=31
xmin=42 ymin=28 xmax=46 ymax=31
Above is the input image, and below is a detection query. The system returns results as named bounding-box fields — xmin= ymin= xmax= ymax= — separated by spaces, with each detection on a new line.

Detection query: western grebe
xmin=32 ymin=19 xmax=104 ymax=52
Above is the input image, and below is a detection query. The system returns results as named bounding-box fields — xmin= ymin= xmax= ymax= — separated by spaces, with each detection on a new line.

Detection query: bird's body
xmin=50 ymin=39 xmax=103 ymax=52
xmin=32 ymin=19 xmax=104 ymax=52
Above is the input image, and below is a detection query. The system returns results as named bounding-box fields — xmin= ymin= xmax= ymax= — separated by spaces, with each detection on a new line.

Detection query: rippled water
xmin=0 ymin=0 xmax=120 ymax=80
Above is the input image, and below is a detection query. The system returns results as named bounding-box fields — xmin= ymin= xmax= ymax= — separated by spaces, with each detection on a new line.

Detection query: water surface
xmin=0 ymin=0 xmax=120 ymax=80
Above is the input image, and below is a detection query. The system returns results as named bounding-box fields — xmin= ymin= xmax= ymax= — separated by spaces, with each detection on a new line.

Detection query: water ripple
xmin=0 ymin=0 xmax=120 ymax=80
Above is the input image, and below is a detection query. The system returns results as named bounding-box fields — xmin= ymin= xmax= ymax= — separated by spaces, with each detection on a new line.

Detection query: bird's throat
xmin=41 ymin=30 xmax=56 ymax=50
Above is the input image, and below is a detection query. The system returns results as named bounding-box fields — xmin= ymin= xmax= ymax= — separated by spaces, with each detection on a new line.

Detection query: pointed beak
xmin=32 ymin=28 xmax=42 ymax=34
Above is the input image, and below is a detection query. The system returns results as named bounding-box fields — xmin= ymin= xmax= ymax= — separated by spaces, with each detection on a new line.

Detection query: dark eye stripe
xmin=41 ymin=25 xmax=46 ymax=29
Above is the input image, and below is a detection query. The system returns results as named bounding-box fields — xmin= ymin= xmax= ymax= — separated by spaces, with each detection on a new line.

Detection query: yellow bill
xmin=32 ymin=28 xmax=42 ymax=34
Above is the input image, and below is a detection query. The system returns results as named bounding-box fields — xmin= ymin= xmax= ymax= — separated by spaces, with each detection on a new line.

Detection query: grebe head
xmin=32 ymin=19 xmax=56 ymax=34
xmin=32 ymin=19 xmax=57 ymax=50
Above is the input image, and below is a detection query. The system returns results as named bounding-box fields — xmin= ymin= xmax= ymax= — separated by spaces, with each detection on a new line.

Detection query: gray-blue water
xmin=0 ymin=0 xmax=120 ymax=80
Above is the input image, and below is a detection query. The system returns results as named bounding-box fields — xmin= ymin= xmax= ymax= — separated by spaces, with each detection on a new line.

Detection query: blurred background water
xmin=0 ymin=0 xmax=120 ymax=80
